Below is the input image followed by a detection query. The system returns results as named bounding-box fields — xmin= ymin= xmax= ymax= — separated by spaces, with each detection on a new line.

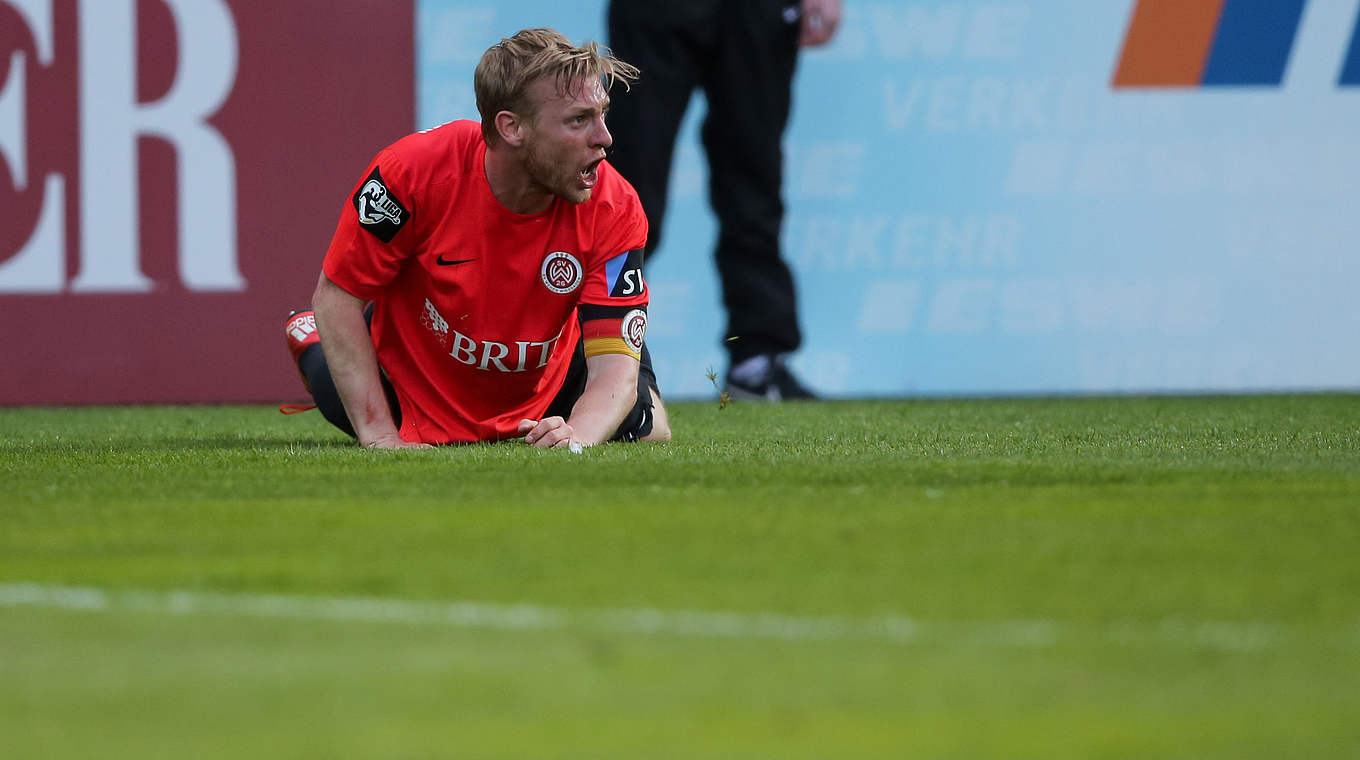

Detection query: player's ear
xmin=495 ymin=110 xmax=526 ymax=148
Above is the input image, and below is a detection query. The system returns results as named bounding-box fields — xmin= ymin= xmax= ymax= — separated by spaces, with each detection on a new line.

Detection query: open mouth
xmin=580 ymin=157 xmax=604 ymax=188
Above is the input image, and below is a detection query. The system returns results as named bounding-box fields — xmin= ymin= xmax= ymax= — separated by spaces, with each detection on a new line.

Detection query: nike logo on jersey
xmin=435 ymin=255 xmax=475 ymax=266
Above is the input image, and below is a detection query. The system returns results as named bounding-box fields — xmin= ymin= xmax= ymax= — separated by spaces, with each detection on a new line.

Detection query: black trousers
xmin=297 ymin=338 xmax=657 ymax=443
xmin=606 ymin=0 xmax=803 ymax=364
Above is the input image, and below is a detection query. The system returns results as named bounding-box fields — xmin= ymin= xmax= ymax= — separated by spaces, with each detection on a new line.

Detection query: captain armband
xmin=579 ymin=303 xmax=647 ymax=361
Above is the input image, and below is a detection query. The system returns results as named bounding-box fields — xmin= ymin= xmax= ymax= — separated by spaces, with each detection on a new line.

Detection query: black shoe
xmin=725 ymin=354 xmax=818 ymax=402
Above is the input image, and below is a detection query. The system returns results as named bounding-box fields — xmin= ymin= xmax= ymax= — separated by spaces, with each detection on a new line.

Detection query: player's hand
xmin=518 ymin=417 xmax=586 ymax=451
xmin=799 ymin=0 xmax=842 ymax=47
xmin=362 ymin=432 xmax=433 ymax=450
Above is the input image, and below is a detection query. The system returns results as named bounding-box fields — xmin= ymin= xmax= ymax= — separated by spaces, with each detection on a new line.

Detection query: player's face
xmin=520 ymin=76 xmax=612 ymax=204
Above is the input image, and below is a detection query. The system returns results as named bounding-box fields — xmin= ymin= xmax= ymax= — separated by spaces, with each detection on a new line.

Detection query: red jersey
xmin=322 ymin=120 xmax=649 ymax=444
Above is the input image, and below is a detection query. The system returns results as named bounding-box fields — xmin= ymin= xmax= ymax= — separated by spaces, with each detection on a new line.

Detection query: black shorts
xmin=300 ymin=336 xmax=657 ymax=443
xmin=544 ymin=339 xmax=658 ymax=442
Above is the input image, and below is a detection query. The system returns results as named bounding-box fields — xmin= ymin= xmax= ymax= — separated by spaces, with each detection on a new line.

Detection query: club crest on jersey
xmin=541 ymin=251 xmax=583 ymax=294
xmin=622 ymin=308 xmax=647 ymax=353
xmin=352 ymin=166 xmax=409 ymax=243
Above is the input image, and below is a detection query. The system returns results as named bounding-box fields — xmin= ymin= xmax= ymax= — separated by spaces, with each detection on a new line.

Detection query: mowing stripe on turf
xmin=0 ymin=583 xmax=1345 ymax=652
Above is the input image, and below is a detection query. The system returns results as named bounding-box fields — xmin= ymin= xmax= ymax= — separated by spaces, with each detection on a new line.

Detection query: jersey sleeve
xmin=321 ymin=149 xmax=419 ymax=301
xmin=577 ymin=185 xmax=649 ymax=361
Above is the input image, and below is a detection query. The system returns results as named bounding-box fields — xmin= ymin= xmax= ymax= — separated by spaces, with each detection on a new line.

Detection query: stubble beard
xmin=524 ymin=136 xmax=591 ymax=205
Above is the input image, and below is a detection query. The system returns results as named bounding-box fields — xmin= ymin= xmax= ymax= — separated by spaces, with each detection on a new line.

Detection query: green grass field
xmin=2 ymin=395 xmax=1358 ymax=759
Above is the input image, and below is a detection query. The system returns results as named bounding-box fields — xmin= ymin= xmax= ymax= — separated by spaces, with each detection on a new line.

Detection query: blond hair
xmin=474 ymin=28 xmax=639 ymax=146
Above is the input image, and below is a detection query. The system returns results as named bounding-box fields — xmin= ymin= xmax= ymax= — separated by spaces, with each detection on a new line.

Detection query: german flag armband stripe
xmin=580 ymin=305 xmax=647 ymax=361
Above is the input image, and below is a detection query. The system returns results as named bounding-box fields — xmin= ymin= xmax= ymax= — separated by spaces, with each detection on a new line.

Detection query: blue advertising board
xmin=418 ymin=0 xmax=1360 ymax=398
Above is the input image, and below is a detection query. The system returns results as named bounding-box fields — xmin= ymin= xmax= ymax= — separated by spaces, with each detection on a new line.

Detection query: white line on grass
xmin=0 ymin=583 xmax=1339 ymax=653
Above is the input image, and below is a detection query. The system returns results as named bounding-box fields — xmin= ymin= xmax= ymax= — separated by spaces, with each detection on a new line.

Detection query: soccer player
xmin=283 ymin=28 xmax=670 ymax=450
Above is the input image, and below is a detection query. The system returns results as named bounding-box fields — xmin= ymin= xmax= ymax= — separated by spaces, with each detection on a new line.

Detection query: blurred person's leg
xmin=700 ymin=0 xmax=803 ymax=368
xmin=605 ymin=0 xmax=716 ymax=258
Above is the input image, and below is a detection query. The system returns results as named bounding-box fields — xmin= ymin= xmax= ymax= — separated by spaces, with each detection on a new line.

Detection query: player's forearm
xmin=566 ymin=360 xmax=638 ymax=445
xmin=312 ymin=276 xmax=400 ymax=445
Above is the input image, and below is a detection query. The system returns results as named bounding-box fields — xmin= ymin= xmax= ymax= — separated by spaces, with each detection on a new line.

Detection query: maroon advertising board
xmin=0 ymin=0 xmax=414 ymax=403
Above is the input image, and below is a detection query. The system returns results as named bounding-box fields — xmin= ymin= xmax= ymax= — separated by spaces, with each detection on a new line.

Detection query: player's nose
xmin=593 ymin=116 xmax=613 ymax=150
